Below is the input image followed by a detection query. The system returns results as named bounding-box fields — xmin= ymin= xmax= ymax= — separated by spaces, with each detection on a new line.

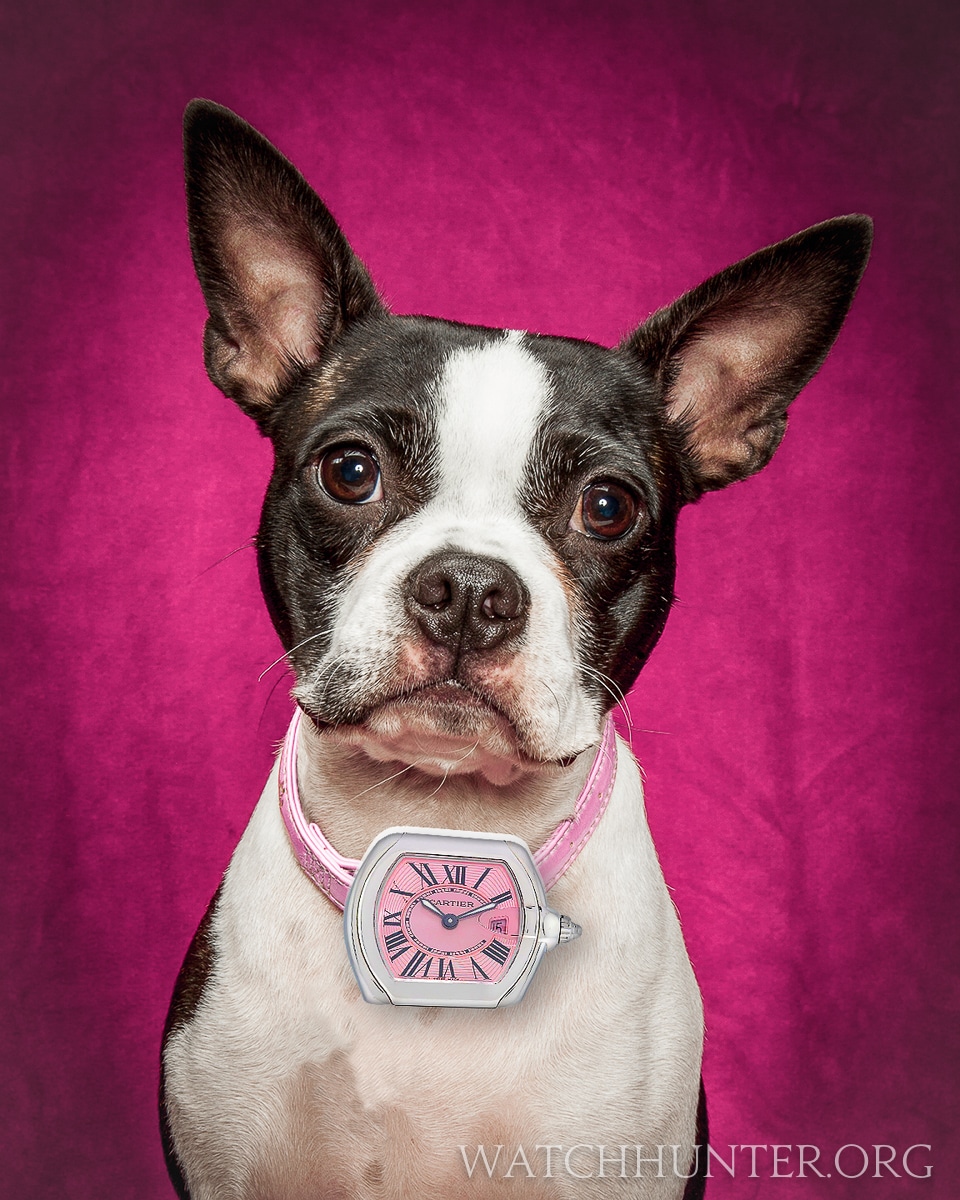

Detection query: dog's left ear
xmin=183 ymin=99 xmax=385 ymax=427
xmin=622 ymin=216 xmax=872 ymax=496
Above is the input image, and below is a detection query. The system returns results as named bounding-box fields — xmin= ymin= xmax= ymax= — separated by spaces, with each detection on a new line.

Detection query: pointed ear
xmin=183 ymin=100 xmax=384 ymax=424
xmin=622 ymin=216 xmax=872 ymax=495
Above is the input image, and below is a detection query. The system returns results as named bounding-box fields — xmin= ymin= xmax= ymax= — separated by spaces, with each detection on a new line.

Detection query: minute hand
xmin=464 ymin=891 xmax=513 ymax=918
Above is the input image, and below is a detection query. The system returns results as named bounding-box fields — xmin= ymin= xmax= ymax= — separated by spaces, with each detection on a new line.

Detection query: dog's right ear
xmin=622 ymin=216 xmax=872 ymax=497
xmin=184 ymin=100 xmax=384 ymax=426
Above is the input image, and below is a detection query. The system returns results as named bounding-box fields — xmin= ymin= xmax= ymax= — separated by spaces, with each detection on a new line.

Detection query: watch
xmin=344 ymin=827 xmax=582 ymax=1008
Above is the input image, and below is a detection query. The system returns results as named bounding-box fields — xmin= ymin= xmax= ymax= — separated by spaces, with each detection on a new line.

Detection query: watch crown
xmin=558 ymin=915 xmax=582 ymax=943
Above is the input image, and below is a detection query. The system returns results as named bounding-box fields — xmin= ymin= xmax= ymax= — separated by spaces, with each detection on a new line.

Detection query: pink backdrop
xmin=3 ymin=0 xmax=958 ymax=1195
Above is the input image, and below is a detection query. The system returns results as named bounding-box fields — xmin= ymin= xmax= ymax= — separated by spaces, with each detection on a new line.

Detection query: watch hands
xmin=416 ymin=891 xmax=510 ymax=931
xmin=417 ymin=894 xmax=461 ymax=930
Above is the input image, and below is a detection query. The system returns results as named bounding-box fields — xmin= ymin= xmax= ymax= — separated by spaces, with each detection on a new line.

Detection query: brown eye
xmin=575 ymin=481 xmax=639 ymax=540
xmin=318 ymin=446 xmax=382 ymax=504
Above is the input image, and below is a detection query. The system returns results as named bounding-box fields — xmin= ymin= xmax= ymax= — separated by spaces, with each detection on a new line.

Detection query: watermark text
xmin=458 ymin=1142 xmax=933 ymax=1181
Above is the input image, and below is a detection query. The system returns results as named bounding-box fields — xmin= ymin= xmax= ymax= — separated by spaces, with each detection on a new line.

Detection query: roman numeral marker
xmin=442 ymin=863 xmax=467 ymax=886
xmin=410 ymin=862 xmax=438 ymax=887
xmin=473 ymin=867 xmax=492 ymax=888
xmin=382 ymin=910 xmax=402 ymax=927
xmin=482 ymin=939 xmax=511 ymax=966
xmin=384 ymin=930 xmax=411 ymax=960
xmin=400 ymin=950 xmax=433 ymax=978
xmin=437 ymin=958 xmax=456 ymax=980
xmin=470 ymin=956 xmax=490 ymax=980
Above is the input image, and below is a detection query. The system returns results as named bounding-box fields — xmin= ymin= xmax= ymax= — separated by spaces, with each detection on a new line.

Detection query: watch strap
xmin=532 ymin=716 xmax=617 ymax=889
xmin=279 ymin=708 xmax=356 ymax=909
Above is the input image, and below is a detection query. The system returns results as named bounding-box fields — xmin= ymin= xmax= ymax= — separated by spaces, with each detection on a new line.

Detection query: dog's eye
xmin=571 ymin=481 xmax=639 ymax=540
xmin=318 ymin=446 xmax=383 ymax=504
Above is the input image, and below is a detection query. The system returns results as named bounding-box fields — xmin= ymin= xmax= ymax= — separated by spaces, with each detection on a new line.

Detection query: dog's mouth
xmin=308 ymin=677 xmax=514 ymax=743
xmin=301 ymin=678 xmax=570 ymax=784
xmin=390 ymin=678 xmax=510 ymax=721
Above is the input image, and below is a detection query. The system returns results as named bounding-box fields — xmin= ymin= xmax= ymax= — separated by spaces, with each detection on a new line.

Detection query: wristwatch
xmin=344 ymin=827 xmax=582 ymax=1008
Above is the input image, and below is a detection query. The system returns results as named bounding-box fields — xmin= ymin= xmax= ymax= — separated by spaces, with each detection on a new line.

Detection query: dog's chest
xmin=163 ymin=747 xmax=702 ymax=1199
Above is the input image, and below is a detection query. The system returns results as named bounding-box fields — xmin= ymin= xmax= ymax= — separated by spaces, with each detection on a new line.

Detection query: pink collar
xmin=278 ymin=708 xmax=618 ymax=911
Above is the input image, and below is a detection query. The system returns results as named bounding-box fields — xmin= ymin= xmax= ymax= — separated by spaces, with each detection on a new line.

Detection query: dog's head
xmin=184 ymin=101 xmax=871 ymax=785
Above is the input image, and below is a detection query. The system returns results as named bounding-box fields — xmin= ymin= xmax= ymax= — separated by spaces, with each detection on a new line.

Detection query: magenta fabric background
xmin=3 ymin=0 xmax=957 ymax=1195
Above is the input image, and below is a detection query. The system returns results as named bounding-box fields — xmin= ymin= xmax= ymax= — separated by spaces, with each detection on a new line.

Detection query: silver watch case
xmin=344 ymin=827 xmax=572 ymax=1008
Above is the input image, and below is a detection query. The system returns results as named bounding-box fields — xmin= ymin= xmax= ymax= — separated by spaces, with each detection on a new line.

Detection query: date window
xmin=489 ymin=917 xmax=508 ymax=934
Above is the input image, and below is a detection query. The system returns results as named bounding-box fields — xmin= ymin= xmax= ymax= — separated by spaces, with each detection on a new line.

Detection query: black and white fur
xmin=160 ymin=100 xmax=871 ymax=1199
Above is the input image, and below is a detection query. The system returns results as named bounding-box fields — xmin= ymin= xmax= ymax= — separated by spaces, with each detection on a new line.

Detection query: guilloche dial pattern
xmin=376 ymin=856 xmax=522 ymax=984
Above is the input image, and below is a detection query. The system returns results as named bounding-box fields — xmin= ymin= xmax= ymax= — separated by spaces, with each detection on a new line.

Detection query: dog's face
xmin=184 ymin=101 xmax=871 ymax=783
xmin=258 ymin=319 xmax=686 ymax=779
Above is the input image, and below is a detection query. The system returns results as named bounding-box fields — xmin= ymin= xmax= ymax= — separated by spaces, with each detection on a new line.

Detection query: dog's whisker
xmin=345 ymin=759 xmax=420 ymax=803
xmin=257 ymin=666 xmax=294 ymax=734
xmin=258 ymin=631 xmax=327 ymax=682
xmin=507 ymin=650 xmax=636 ymax=784
xmin=520 ymin=651 xmax=634 ymax=747
xmin=538 ymin=680 xmax=566 ymax=740
xmin=578 ymin=662 xmax=632 ymax=718
xmin=308 ymin=660 xmax=339 ymax=709
xmin=452 ymin=737 xmax=482 ymax=765
xmin=191 ymin=537 xmax=257 ymax=582
xmin=423 ymin=765 xmax=452 ymax=801
xmin=572 ymin=663 xmax=636 ymax=752
xmin=258 ymin=653 xmax=292 ymax=683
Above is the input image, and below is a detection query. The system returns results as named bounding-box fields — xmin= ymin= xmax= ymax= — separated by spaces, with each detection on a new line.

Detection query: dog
xmin=160 ymin=99 xmax=871 ymax=1200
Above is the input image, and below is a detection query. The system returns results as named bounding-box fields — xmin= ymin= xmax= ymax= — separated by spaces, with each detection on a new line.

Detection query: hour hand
xmin=418 ymin=896 xmax=446 ymax=918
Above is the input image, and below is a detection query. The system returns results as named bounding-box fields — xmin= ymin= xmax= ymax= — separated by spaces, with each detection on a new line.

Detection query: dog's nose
xmin=404 ymin=552 xmax=529 ymax=653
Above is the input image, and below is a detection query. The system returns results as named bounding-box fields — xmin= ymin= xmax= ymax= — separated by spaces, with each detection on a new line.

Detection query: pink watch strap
xmin=279 ymin=707 xmax=357 ymax=910
xmin=279 ymin=707 xmax=617 ymax=911
xmin=532 ymin=717 xmax=617 ymax=885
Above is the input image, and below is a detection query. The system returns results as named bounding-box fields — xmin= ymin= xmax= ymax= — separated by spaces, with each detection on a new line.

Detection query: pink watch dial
xmin=376 ymin=855 xmax=522 ymax=984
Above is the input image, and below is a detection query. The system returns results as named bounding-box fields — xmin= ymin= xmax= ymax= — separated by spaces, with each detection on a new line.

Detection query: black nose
xmin=404 ymin=552 xmax=529 ymax=653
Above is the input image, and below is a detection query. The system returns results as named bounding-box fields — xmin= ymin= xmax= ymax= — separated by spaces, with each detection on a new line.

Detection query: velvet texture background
xmin=3 ymin=0 xmax=957 ymax=1195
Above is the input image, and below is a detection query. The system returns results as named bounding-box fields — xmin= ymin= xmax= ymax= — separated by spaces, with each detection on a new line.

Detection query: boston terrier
xmin=160 ymin=99 xmax=871 ymax=1199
